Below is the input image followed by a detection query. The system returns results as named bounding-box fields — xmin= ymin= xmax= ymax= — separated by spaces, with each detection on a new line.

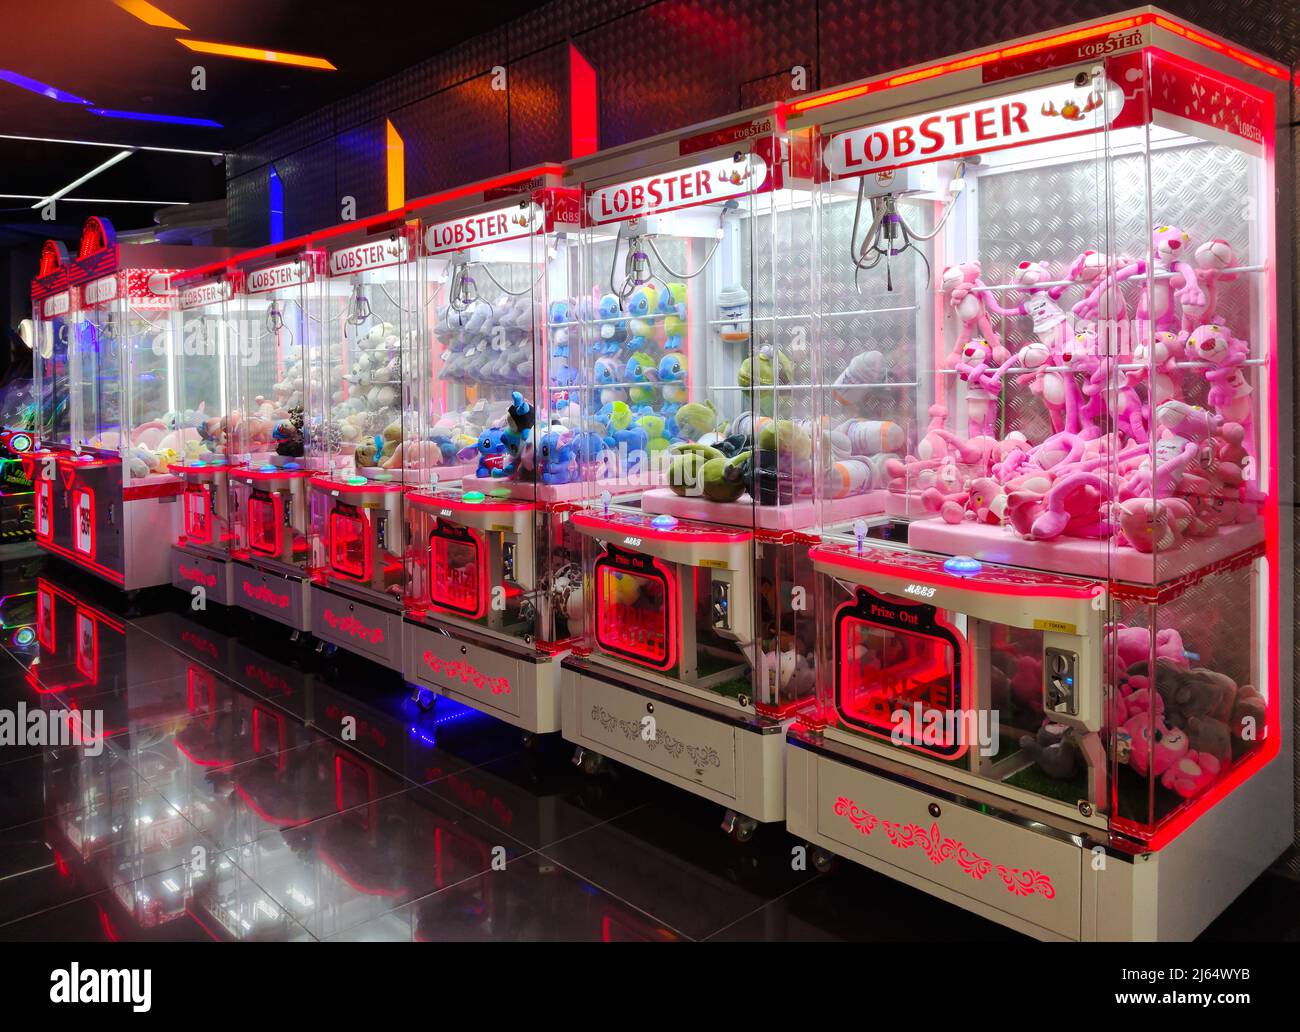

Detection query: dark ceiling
xmin=0 ymin=0 xmax=550 ymax=245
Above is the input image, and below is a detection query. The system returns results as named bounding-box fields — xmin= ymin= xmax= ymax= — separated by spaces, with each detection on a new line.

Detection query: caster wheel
xmin=811 ymin=847 xmax=838 ymax=875
xmin=410 ymin=687 xmax=436 ymax=712
xmin=520 ymin=732 xmax=538 ymax=750
xmin=574 ymin=747 xmax=606 ymax=776
xmin=731 ymin=816 xmax=759 ymax=844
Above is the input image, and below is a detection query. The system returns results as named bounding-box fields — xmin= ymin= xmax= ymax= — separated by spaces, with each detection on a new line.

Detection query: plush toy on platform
xmin=1076 ymin=225 xmax=1205 ymax=339
xmin=715 ymin=285 xmax=750 ymax=344
xmin=625 ymin=352 xmax=660 ymax=408
xmin=941 ymin=261 xmax=1002 ymax=368
xmin=1018 ymin=722 xmax=1079 ymax=780
xmin=596 ymin=294 xmax=626 ymax=354
xmin=671 ymin=400 xmax=716 ymax=443
xmin=738 ymin=347 xmax=793 ymax=417
xmin=1181 ymin=239 xmax=1237 ymax=331
xmin=1068 ymin=250 xmax=1132 ymax=358
xmin=955 ymin=337 xmax=1014 ymax=438
xmin=831 ymin=350 xmax=887 ymax=408
xmin=1188 ymin=323 xmax=1253 ymax=452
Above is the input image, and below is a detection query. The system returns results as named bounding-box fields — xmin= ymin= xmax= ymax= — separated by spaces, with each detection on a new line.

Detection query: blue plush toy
xmin=538 ymin=430 xmax=578 ymax=485
xmin=657 ymin=353 xmax=688 ymax=406
xmin=474 ymin=428 xmax=509 ymax=478
xmin=597 ymin=294 xmax=625 ymax=355
xmin=657 ymin=282 xmax=687 ymax=319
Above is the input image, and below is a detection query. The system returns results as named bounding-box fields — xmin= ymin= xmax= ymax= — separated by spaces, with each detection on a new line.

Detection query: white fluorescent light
xmin=0 ymin=132 xmax=223 ymax=157
xmin=32 ymin=149 xmax=133 ymax=209
xmin=0 ymin=192 xmax=189 ymax=202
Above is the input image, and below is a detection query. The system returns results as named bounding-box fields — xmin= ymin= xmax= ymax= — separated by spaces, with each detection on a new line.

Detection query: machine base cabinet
xmin=785 ymin=736 xmax=1292 ymax=941
xmin=562 ymin=663 xmax=784 ymax=823
xmin=311 ymin=588 xmax=403 ymax=669
xmin=233 ymin=561 xmax=311 ymax=631
xmin=403 ymin=620 xmax=559 ymax=734
xmin=171 ymin=547 xmax=236 ymax=607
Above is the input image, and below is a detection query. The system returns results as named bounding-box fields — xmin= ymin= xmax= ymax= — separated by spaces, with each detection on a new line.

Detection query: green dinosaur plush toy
xmin=667 ymin=443 xmax=721 ymax=496
xmin=672 ymin=400 xmax=716 ymax=442
xmin=757 ymin=419 xmax=812 ymax=462
xmin=701 ymin=451 xmax=751 ymax=503
xmin=737 ymin=347 xmax=794 ymax=416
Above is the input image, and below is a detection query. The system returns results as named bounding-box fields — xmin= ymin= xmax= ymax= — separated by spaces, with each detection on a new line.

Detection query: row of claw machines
xmin=27 ymin=9 xmax=1294 ymax=941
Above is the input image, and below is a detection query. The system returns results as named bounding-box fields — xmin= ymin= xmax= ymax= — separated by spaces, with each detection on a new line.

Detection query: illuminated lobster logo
xmin=1041 ymin=90 xmax=1103 ymax=122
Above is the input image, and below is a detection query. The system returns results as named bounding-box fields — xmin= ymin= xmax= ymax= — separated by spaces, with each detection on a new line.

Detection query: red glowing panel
xmin=328 ymin=507 xmax=370 ymax=581
xmin=428 ymin=522 xmax=486 ymax=620
xmin=183 ymin=485 xmax=212 ymax=545
xmin=71 ymin=487 xmax=95 ymax=559
xmin=35 ymin=478 xmax=52 ymax=541
xmin=248 ymin=491 xmax=283 ymax=557
xmin=833 ymin=587 xmax=969 ymax=760
xmin=593 ymin=547 xmax=677 ymax=672
xmin=75 ymin=610 xmax=97 ymax=682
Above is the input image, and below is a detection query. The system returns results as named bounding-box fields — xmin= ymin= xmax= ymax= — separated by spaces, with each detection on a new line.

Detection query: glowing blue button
xmin=260 ymin=464 xmax=278 ymax=473
xmin=943 ymin=555 xmax=982 ymax=577
xmin=651 ymin=515 xmax=678 ymax=530
xmin=282 ymin=462 xmax=300 ymax=470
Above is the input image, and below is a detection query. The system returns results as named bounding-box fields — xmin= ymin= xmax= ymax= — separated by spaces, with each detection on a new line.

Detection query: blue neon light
xmin=89 ymin=108 xmax=222 ymax=128
xmin=269 ymin=166 xmax=284 ymax=243
xmin=0 ymin=70 xmax=92 ymax=104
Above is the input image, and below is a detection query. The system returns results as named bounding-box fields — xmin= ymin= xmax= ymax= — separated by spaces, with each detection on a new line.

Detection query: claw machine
xmin=306 ymin=208 xmax=421 ymax=667
xmin=402 ymin=165 xmax=589 ymax=733
xmin=783 ymin=8 xmax=1291 ymax=940
xmin=167 ymin=261 xmax=241 ymax=605
xmin=228 ymin=238 xmax=330 ymax=631
xmin=29 ymin=239 xmax=76 ymax=555
xmin=559 ymin=108 xmax=825 ymax=834
xmin=43 ymin=217 xmax=229 ymax=591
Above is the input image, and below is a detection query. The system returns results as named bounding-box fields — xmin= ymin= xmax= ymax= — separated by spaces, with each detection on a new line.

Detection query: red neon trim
xmin=315 ymin=847 xmax=409 ymax=898
xmin=37 ymin=539 xmax=126 ymax=584
xmin=809 ymin=544 xmax=1098 ymax=600
xmin=232 ymin=782 xmax=309 ymax=827
xmin=569 ymin=44 xmax=598 ymax=158
xmin=572 ymin=510 xmax=752 ymax=544
xmin=310 ymin=475 xmax=401 ymax=495
xmin=124 ymin=480 xmax=184 ymax=501
xmin=406 ymin=490 xmax=532 ymax=514
xmin=403 ymin=164 xmax=566 ymax=216
xmin=427 ymin=525 xmax=489 ymax=620
xmin=785 ymin=12 xmax=1283 ymax=116
xmin=237 ymin=466 xmax=316 ymax=482
xmin=38 ymin=576 xmax=127 ymax=631
xmin=174 ymin=737 xmax=228 ymax=768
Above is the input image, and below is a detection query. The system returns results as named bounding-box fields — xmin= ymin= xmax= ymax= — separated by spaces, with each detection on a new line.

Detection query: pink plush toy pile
xmin=902 ymin=227 xmax=1261 ymax=550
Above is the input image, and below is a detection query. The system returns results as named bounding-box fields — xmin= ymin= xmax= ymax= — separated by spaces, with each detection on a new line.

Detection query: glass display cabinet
xmin=784 ymin=9 xmax=1291 ymax=940
xmin=29 ymin=238 xmax=75 ymax=556
xmin=402 ymin=166 xmax=589 ymax=734
xmin=167 ymin=262 xmax=241 ymax=605
xmin=34 ymin=218 xmax=229 ymax=592
xmin=306 ymin=210 xmax=421 ymax=668
xmin=560 ymin=109 xmax=819 ymax=835
xmin=227 ymin=240 xmax=329 ymax=632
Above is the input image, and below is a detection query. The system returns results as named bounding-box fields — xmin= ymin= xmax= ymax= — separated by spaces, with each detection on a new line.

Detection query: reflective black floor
xmin=0 ymin=542 xmax=1296 ymax=941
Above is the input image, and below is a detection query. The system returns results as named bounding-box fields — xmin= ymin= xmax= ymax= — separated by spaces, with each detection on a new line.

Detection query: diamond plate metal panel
xmin=277 ymin=139 xmax=337 ymax=240
xmin=508 ymin=0 xmax=651 ymax=61
xmin=227 ymin=167 xmax=271 ymax=249
xmin=336 ymin=118 xmax=387 ymax=221
xmin=391 ymin=73 xmax=510 ymax=200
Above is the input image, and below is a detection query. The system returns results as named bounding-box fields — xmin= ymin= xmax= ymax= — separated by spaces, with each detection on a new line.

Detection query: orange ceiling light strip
xmin=385 ymin=120 xmax=405 ymax=211
xmin=787 ymin=12 xmax=1283 ymax=115
xmin=176 ymin=39 xmax=336 ymax=71
xmin=1152 ymin=16 xmax=1287 ymax=78
xmin=112 ymin=0 xmax=188 ymax=30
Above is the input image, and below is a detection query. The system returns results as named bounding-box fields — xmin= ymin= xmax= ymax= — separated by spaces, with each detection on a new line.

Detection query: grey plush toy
xmin=1019 ymin=722 xmax=1079 ymax=780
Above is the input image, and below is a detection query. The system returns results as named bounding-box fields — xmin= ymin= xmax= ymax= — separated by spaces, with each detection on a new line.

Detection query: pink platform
xmin=458 ymin=469 xmax=663 ymax=505
xmin=908 ymin=518 xmax=1264 ymax=583
xmin=641 ymin=487 xmax=889 ymax=531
